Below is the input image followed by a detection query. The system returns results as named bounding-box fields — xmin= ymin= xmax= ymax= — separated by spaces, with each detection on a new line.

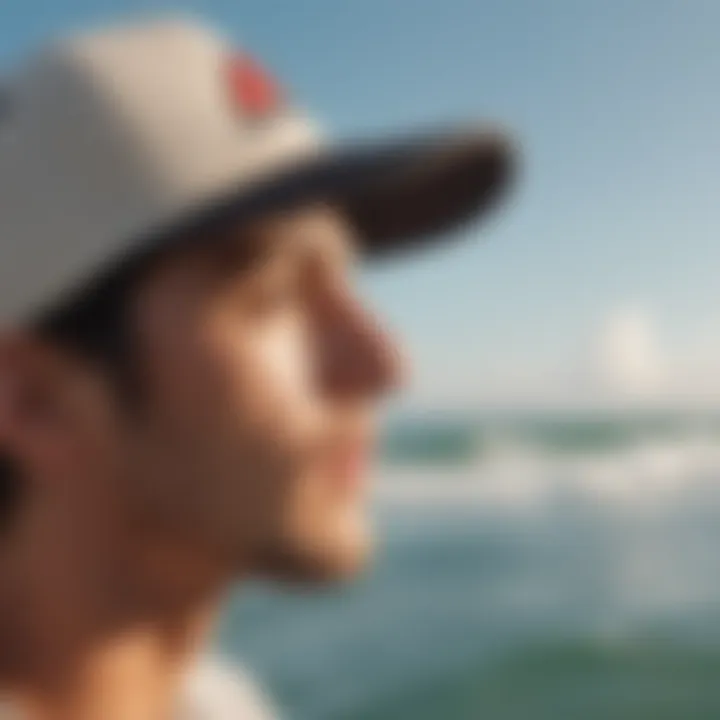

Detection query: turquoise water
xmin=216 ymin=413 xmax=720 ymax=719
xmin=379 ymin=411 xmax=720 ymax=463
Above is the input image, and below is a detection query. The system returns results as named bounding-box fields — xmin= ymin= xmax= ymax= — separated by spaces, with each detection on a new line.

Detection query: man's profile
xmin=0 ymin=16 xmax=516 ymax=719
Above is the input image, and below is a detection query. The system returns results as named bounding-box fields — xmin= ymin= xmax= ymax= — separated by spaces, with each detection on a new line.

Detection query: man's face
xmin=119 ymin=206 xmax=402 ymax=582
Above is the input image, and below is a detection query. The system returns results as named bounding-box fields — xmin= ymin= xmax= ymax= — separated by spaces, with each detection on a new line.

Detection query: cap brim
xmin=164 ymin=124 xmax=517 ymax=262
xmin=32 ymin=125 xmax=516 ymax=325
xmin=338 ymin=126 xmax=516 ymax=259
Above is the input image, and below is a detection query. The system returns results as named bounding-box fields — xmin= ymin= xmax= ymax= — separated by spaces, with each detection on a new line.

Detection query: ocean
xmin=215 ymin=412 xmax=720 ymax=719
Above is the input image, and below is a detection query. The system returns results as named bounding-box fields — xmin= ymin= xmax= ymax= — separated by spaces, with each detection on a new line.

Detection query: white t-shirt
xmin=178 ymin=656 xmax=278 ymax=720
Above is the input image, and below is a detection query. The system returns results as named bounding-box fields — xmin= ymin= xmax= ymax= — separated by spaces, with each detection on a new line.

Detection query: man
xmin=0 ymin=15 xmax=516 ymax=720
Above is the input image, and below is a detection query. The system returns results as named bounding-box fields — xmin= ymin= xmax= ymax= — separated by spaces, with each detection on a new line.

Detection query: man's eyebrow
xmin=193 ymin=220 xmax=288 ymax=276
xmin=187 ymin=206 xmax=359 ymax=278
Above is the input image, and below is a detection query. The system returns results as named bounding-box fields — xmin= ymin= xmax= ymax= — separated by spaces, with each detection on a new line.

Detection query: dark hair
xmin=0 ymin=258 xmax=146 ymax=532
xmin=0 ymin=214 xmax=251 ymax=532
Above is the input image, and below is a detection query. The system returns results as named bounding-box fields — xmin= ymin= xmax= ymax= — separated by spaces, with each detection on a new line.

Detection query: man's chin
xmin=253 ymin=527 xmax=373 ymax=585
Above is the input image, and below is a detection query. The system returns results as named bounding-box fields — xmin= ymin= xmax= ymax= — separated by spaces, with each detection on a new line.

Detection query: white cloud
xmin=593 ymin=305 xmax=666 ymax=398
xmin=398 ymin=302 xmax=720 ymax=412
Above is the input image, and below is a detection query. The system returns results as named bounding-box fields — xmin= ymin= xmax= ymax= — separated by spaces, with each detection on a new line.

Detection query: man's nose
xmin=315 ymin=294 xmax=406 ymax=400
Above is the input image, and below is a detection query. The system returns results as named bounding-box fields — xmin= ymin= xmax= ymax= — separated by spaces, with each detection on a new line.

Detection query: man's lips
xmin=323 ymin=438 xmax=372 ymax=495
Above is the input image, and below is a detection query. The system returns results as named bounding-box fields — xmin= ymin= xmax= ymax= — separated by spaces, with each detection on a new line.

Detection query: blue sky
xmin=3 ymin=1 xmax=720 ymax=410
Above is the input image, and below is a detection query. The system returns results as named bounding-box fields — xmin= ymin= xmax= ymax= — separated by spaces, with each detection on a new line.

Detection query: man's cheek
xmin=263 ymin=318 xmax=312 ymax=388
xmin=237 ymin=321 xmax=319 ymax=424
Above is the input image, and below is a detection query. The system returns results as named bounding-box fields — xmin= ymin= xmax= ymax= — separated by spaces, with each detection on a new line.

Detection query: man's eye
xmin=262 ymin=284 xmax=297 ymax=309
xmin=250 ymin=273 xmax=302 ymax=314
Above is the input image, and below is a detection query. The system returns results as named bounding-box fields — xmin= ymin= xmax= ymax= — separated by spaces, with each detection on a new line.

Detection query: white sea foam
xmin=372 ymin=437 xmax=720 ymax=514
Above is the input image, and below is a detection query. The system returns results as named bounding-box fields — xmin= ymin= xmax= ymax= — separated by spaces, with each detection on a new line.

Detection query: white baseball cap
xmin=0 ymin=16 xmax=517 ymax=326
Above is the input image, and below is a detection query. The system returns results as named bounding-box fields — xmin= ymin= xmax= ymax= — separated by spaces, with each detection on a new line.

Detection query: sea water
xmin=216 ymin=412 xmax=720 ymax=719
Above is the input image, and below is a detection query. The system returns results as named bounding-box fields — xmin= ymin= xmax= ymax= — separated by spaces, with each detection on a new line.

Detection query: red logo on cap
xmin=226 ymin=53 xmax=283 ymax=118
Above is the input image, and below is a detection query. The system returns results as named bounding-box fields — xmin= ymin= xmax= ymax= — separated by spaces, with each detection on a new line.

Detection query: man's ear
xmin=0 ymin=332 xmax=82 ymax=483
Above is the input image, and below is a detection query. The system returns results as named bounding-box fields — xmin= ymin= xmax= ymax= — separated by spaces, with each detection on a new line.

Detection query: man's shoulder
xmin=179 ymin=654 xmax=279 ymax=720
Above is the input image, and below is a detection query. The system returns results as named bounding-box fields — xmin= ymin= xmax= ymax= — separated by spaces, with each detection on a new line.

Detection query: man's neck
xmin=2 ymin=621 xmax=216 ymax=720
xmin=0 ymin=501 xmax=230 ymax=720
